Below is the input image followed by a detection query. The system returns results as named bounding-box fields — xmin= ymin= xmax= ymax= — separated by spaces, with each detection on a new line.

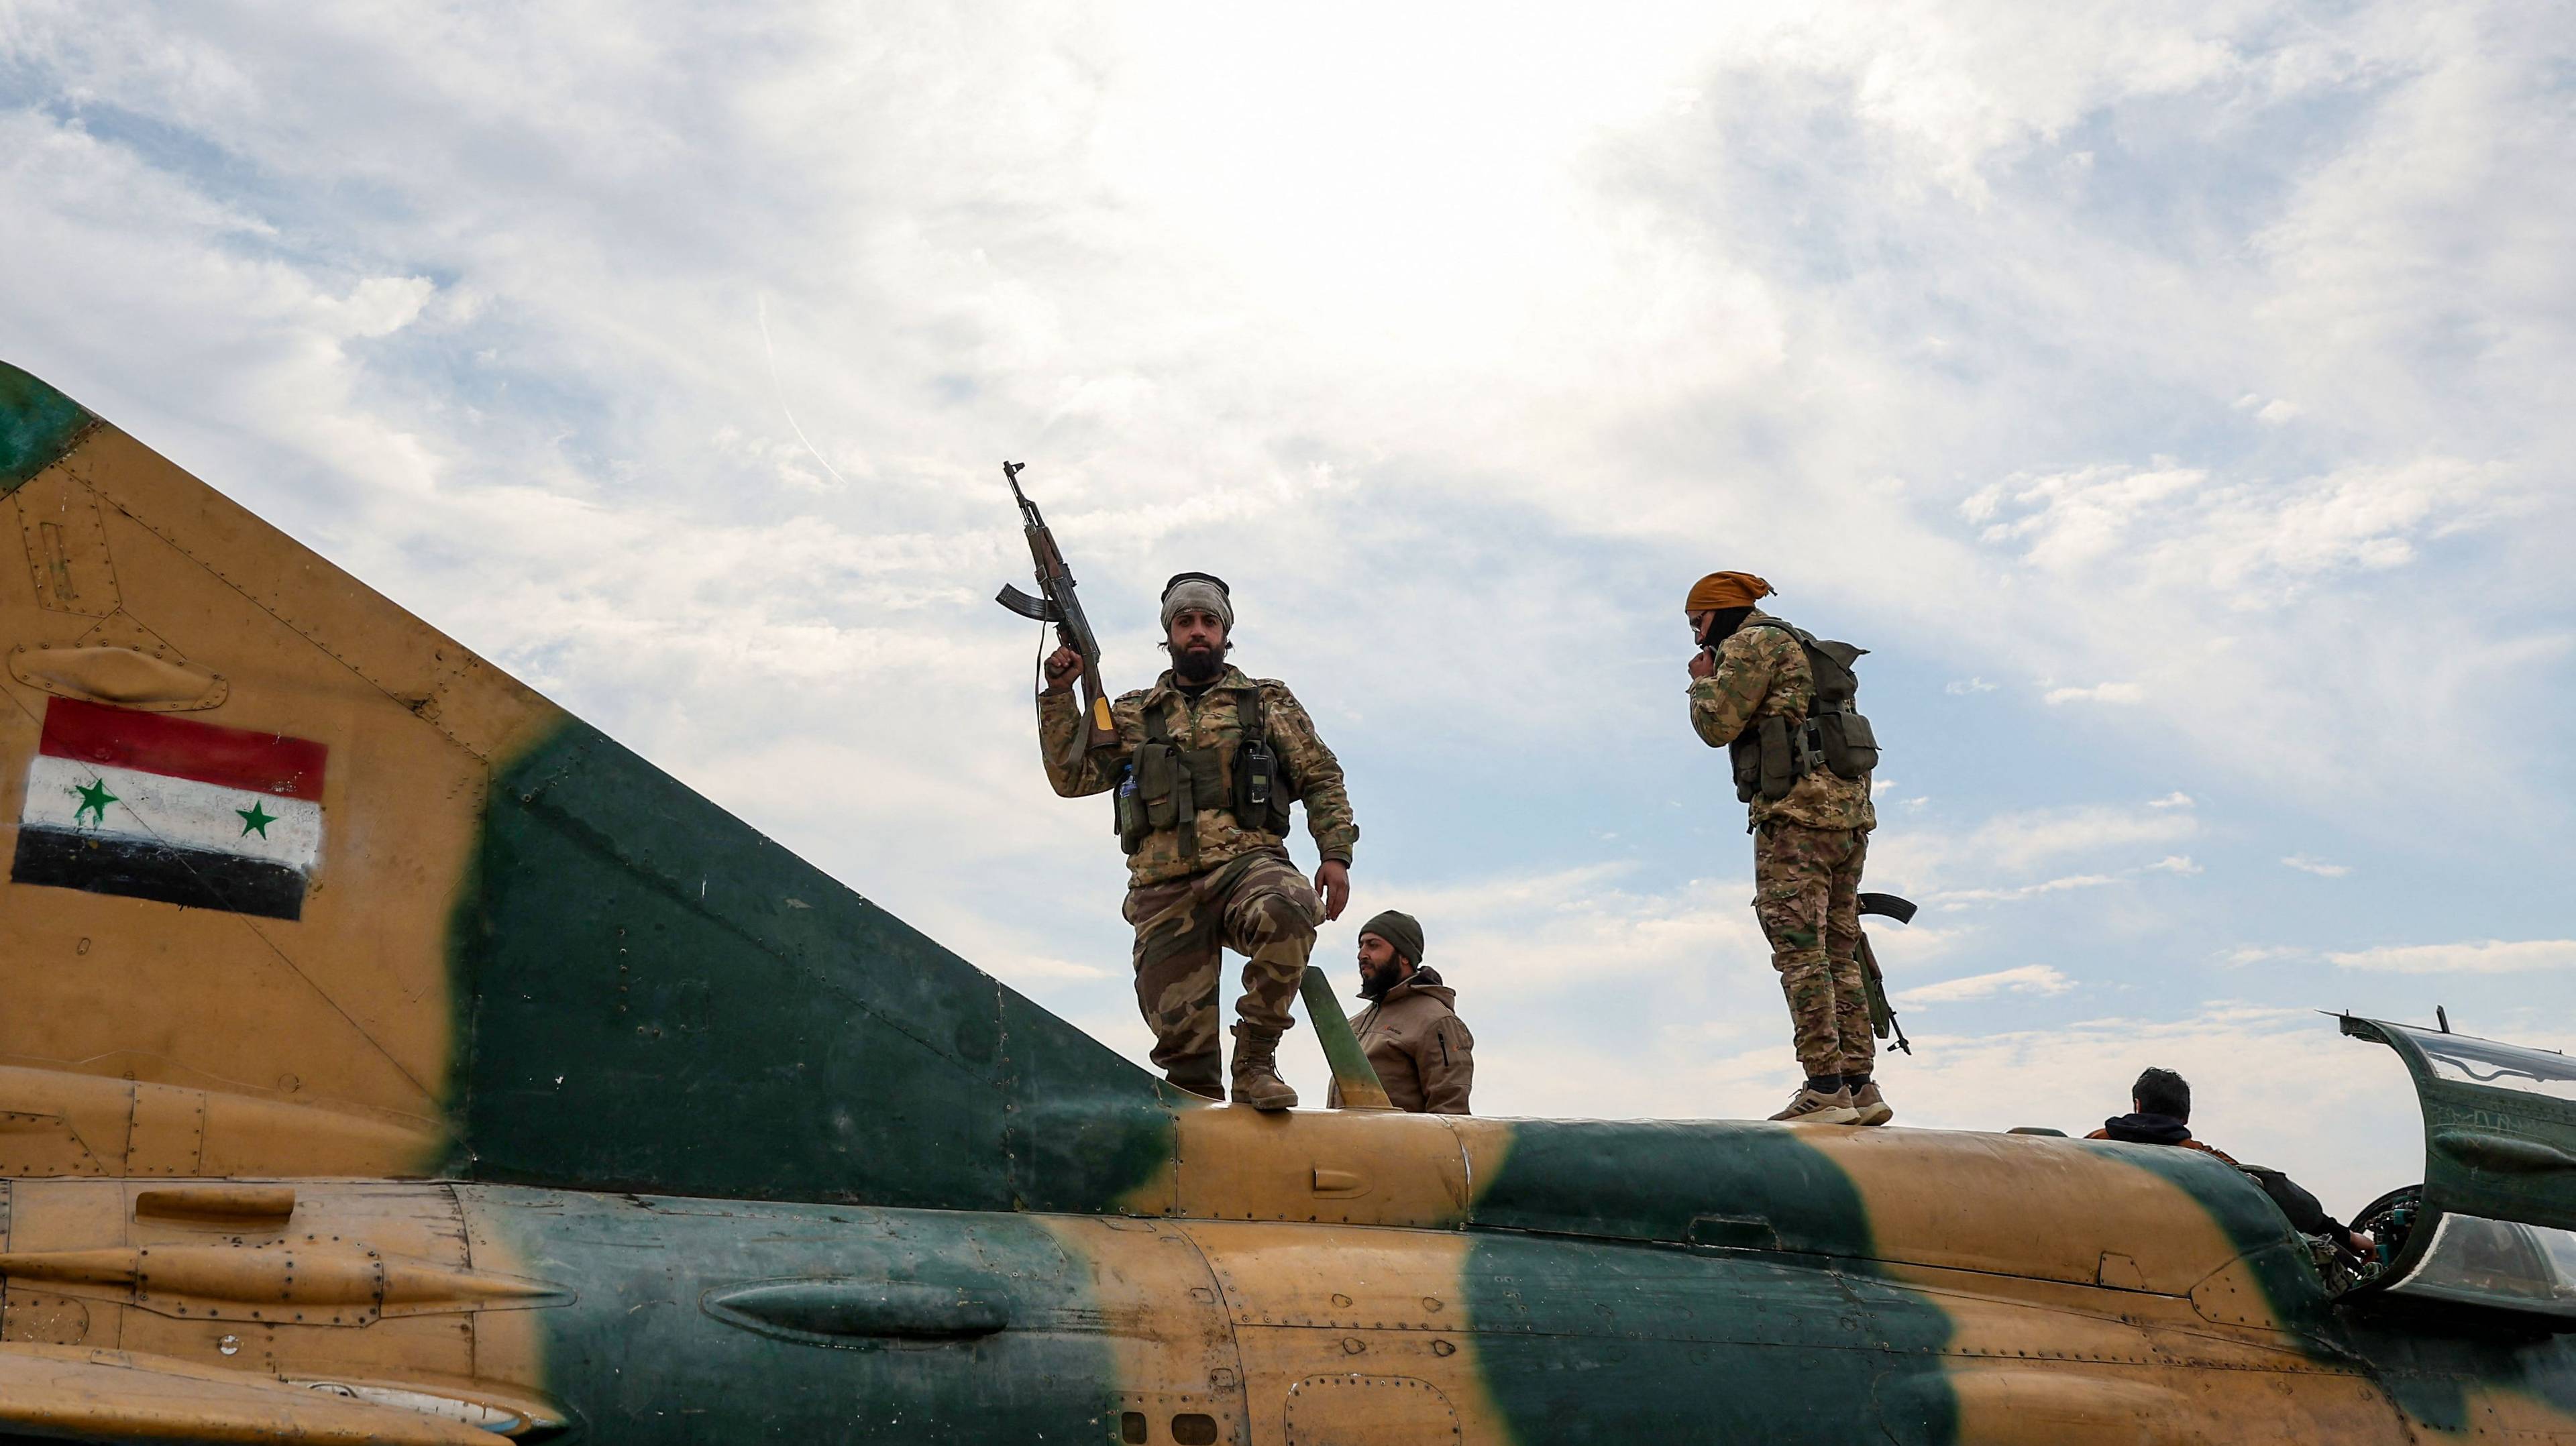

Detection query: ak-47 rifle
xmin=1856 ymin=891 xmax=1915 ymax=1055
xmin=995 ymin=461 xmax=1122 ymax=763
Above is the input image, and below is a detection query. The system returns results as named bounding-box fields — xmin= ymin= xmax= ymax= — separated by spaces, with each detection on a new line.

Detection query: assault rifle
xmin=1857 ymin=891 xmax=1915 ymax=1055
xmin=995 ymin=461 xmax=1122 ymax=763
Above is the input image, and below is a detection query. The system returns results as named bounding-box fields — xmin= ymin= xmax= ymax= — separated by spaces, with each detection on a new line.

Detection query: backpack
xmin=1727 ymin=620 xmax=1880 ymax=800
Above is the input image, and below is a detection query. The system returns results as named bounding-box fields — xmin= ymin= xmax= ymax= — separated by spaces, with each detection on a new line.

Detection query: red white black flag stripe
xmin=11 ymin=698 xmax=328 ymax=921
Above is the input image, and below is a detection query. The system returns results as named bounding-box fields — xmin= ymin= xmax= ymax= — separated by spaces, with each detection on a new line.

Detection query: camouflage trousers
xmin=1752 ymin=822 xmax=1874 ymax=1079
xmin=1123 ymin=849 xmax=1322 ymax=1096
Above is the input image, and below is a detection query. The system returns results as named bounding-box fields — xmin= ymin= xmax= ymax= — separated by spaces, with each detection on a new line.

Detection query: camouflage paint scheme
xmin=3 ymin=361 xmax=2573 ymax=1444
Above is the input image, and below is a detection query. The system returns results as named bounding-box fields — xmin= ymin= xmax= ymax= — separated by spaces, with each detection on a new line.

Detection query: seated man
xmin=2092 ymin=1067 xmax=2371 ymax=1258
xmin=1325 ymin=909 xmax=1473 ymax=1114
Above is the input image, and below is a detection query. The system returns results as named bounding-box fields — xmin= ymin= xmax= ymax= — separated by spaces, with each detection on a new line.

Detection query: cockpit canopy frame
xmin=2340 ymin=1015 xmax=2576 ymax=1323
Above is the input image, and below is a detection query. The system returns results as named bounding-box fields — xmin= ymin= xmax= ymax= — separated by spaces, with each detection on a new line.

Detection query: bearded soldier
xmin=1325 ymin=909 xmax=1473 ymax=1115
xmin=1038 ymin=573 xmax=1355 ymax=1109
xmin=1684 ymin=570 xmax=1888 ymax=1127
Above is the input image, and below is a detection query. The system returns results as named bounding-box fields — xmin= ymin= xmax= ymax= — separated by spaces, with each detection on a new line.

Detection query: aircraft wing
xmin=0 ymin=1343 xmax=496 ymax=1445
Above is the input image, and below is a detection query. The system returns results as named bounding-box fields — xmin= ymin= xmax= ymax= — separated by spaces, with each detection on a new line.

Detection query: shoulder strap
xmin=1236 ymin=682 xmax=1267 ymax=742
xmin=1143 ymin=703 xmax=1171 ymax=744
xmin=1741 ymin=618 xmax=1866 ymax=704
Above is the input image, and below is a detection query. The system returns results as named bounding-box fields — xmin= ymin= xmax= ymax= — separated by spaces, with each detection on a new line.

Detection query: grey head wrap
xmin=1160 ymin=572 xmax=1234 ymax=633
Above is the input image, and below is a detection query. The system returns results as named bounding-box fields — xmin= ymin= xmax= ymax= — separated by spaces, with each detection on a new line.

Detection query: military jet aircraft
xmin=1 ymin=358 xmax=2572 ymax=1443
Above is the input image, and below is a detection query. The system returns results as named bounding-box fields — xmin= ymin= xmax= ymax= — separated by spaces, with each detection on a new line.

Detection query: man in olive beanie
xmin=1326 ymin=909 xmax=1474 ymax=1113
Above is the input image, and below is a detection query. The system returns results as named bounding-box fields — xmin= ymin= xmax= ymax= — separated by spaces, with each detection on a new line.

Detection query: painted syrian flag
xmin=11 ymin=698 xmax=327 ymax=921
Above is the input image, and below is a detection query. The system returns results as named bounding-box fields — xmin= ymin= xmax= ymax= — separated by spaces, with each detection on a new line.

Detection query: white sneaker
xmin=1769 ymin=1085 xmax=1860 ymax=1125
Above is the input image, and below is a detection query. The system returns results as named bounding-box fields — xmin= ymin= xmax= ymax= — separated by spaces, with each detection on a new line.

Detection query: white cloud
xmin=2328 ymin=940 xmax=2576 ymax=975
xmin=1935 ymin=873 xmax=2121 ymax=906
xmin=2283 ymin=854 xmax=2353 ymax=877
xmin=1893 ymin=963 xmax=2073 ymax=1005
xmin=2147 ymin=791 xmax=2194 ymax=809
xmin=1944 ymin=677 xmax=1997 ymax=694
xmin=2044 ymin=681 xmax=2145 ymax=706
xmin=1957 ymin=803 xmax=2198 ymax=876
xmin=2145 ymin=854 xmax=2201 ymax=875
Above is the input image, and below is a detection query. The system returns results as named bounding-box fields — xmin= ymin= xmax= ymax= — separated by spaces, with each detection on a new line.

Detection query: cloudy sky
xmin=5 ymin=1 xmax=2569 ymax=1211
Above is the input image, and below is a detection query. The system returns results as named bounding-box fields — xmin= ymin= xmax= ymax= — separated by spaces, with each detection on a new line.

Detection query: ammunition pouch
xmin=1812 ymin=706 xmax=1878 ymax=780
xmin=1725 ymin=617 xmax=1882 ymax=793
xmin=1118 ymin=687 xmax=1294 ymax=857
xmin=1729 ymin=716 xmax=1802 ymax=803
xmin=1233 ymin=689 xmax=1295 ymax=836
xmin=1114 ymin=765 xmax=1148 ymax=854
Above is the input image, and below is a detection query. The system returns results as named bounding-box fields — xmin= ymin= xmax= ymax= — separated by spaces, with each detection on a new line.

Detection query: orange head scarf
xmin=1685 ymin=571 xmax=1773 ymax=612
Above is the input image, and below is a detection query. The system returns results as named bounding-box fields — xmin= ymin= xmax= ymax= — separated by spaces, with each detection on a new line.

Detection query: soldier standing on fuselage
xmin=1038 ymin=573 xmax=1356 ymax=1109
xmin=1683 ymin=571 xmax=1888 ymax=1127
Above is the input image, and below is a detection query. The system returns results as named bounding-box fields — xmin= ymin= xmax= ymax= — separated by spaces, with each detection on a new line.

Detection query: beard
xmin=1172 ymin=642 xmax=1224 ymax=682
xmin=1358 ymin=959 xmax=1401 ymax=1000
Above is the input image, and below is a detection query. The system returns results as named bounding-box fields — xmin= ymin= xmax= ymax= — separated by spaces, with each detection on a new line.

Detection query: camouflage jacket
xmin=1686 ymin=610 xmax=1875 ymax=832
xmin=1039 ymin=665 xmax=1357 ymax=888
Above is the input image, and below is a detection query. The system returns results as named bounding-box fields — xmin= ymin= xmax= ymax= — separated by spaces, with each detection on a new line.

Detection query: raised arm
xmin=1687 ymin=632 xmax=1780 ymax=748
xmin=1036 ymin=655 xmax=1134 ymax=797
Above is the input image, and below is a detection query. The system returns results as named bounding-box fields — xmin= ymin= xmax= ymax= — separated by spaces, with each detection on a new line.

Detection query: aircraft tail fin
xmin=0 ymin=362 xmax=1174 ymax=1209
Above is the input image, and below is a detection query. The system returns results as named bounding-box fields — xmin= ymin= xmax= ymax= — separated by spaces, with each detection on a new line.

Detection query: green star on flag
xmin=237 ymin=799 xmax=278 ymax=838
xmin=72 ymin=777 xmax=117 ymax=824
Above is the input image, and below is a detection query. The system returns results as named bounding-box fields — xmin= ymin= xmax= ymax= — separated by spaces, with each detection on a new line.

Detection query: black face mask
xmin=1697 ymin=606 xmax=1754 ymax=647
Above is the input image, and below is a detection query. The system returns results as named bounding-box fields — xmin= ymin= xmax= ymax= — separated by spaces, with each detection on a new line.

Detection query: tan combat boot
xmin=1848 ymin=1078 xmax=1893 ymax=1127
xmin=1229 ymin=1023 xmax=1299 ymax=1111
xmin=1769 ymin=1082 xmax=1860 ymax=1125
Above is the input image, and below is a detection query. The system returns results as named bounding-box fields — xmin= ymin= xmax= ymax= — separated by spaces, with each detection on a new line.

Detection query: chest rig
xmin=1725 ymin=618 xmax=1881 ymax=803
xmin=1115 ymin=684 xmax=1296 ymax=857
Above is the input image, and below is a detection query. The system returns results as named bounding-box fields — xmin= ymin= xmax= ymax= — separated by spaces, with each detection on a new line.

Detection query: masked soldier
xmin=1684 ymin=571 xmax=1887 ymax=1127
xmin=1326 ymin=909 xmax=1473 ymax=1114
xmin=1038 ymin=573 xmax=1355 ymax=1109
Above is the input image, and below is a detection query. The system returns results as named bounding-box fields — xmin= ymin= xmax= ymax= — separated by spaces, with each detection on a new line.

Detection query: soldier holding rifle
xmin=1001 ymin=467 xmax=1355 ymax=1109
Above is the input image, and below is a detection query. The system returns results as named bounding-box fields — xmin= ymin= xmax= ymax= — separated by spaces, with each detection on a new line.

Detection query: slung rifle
xmin=1857 ymin=891 xmax=1915 ymax=1055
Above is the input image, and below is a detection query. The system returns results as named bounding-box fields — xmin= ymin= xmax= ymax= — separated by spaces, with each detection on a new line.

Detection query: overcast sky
xmin=5 ymin=1 xmax=2570 ymax=1211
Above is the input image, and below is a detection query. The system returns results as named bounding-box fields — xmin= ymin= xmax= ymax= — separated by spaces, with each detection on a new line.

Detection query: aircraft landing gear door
xmin=1070 ymin=1217 xmax=1250 ymax=1446
xmin=2342 ymin=1016 xmax=2576 ymax=1324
